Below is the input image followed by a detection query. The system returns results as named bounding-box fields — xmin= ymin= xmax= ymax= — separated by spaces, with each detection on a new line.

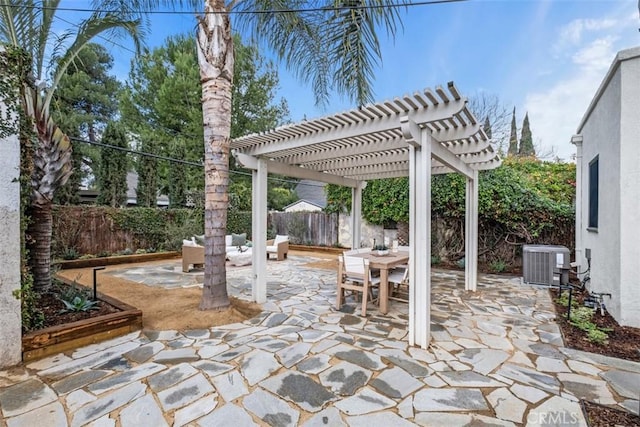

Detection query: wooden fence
xmin=269 ymin=212 xmax=339 ymax=247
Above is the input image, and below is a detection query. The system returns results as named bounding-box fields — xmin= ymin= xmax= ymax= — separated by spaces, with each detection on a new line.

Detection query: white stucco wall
xmin=338 ymin=213 xmax=397 ymax=248
xmin=618 ymin=56 xmax=640 ymax=327
xmin=576 ymin=46 xmax=640 ymax=327
xmin=284 ymin=201 xmax=322 ymax=213
xmin=0 ymin=75 xmax=22 ymax=366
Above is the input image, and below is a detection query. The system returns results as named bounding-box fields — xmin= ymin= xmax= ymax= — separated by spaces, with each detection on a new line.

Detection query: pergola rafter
xmin=231 ymin=81 xmax=501 ymax=348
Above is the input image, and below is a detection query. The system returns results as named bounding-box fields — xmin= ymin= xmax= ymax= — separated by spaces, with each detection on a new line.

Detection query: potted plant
xmin=373 ymin=244 xmax=389 ymax=256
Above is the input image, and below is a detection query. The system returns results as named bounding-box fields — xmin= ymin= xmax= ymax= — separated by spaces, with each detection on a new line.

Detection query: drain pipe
xmin=571 ymin=134 xmax=584 ymax=274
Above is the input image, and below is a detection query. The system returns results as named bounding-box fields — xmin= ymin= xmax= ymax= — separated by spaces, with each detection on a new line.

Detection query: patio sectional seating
xmin=181 ymin=234 xmax=251 ymax=272
xmin=266 ymin=234 xmax=289 ymax=261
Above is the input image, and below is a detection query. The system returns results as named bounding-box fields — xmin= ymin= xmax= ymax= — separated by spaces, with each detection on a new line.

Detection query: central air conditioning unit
xmin=522 ymin=245 xmax=571 ymax=286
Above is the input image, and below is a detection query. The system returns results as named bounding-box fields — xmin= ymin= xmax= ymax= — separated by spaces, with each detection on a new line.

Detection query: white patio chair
xmin=387 ymin=264 xmax=409 ymax=302
xmin=336 ymin=255 xmax=381 ymax=316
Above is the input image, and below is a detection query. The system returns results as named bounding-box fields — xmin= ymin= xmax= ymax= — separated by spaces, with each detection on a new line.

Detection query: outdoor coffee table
xmin=228 ymin=249 xmax=252 ymax=266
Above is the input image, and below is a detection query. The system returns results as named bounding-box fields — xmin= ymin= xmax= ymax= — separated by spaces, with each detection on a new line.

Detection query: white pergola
xmin=231 ymin=81 xmax=501 ymax=349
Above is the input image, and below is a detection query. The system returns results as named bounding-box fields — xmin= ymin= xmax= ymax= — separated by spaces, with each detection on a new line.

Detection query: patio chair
xmin=182 ymin=243 xmax=204 ymax=272
xmin=387 ymin=264 xmax=409 ymax=302
xmin=266 ymin=234 xmax=289 ymax=261
xmin=336 ymin=255 xmax=381 ymax=316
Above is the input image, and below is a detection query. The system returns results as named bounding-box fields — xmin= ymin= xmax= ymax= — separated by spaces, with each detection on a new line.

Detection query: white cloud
xmin=525 ymin=37 xmax=617 ymax=160
xmin=555 ymin=18 xmax=617 ymax=50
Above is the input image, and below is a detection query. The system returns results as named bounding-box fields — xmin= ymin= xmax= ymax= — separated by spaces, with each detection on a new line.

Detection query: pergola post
xmin=408 ymin=129 xmax=432 ymax=349
xmin=351 ymin=181 xmax=365 ymax=249
xmin=465 ymin=169 xmax=479 ymax=291
xmin=251 ymin=158 xmax=268 ymax=303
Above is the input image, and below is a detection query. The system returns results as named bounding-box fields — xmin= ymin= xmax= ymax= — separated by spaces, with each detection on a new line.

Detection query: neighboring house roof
xmin=126 ymin=171 xmax=169 ymax=206
xmin=294 ymin=179 xmax=327 ymax=208
xmin=284 ymin=199 xmax=324 ymax=211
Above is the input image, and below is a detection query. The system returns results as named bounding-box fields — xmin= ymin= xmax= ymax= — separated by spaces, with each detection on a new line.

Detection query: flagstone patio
xmin=0 ymin=255 xmax=638 ymax=426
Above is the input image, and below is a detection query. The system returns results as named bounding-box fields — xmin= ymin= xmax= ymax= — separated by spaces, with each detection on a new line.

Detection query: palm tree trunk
xmin=197 ymin=0 xmax=234 ymax=310
xmin=28 ymin=204 xmax=53 ymax=290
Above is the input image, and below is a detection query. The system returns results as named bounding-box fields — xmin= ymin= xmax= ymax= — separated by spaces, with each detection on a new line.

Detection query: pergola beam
xmin=234 ymin=152 xmax=359 ymax=188
xmin=245 ymin=100 xmax=468 ymax=157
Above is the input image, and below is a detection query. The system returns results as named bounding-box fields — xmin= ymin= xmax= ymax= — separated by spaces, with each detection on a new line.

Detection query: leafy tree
xmin=113 ymin=0 xmax=407 ymax=310
xmin=96 ymin=122 xmax=128 ymax=207
xmin=519 ymin=112 xmax=535 ymax=157
xmin=508 ymin=107 xmax=518 ymax=157
xmin=0 ymin=1 xmax=141 ymax=289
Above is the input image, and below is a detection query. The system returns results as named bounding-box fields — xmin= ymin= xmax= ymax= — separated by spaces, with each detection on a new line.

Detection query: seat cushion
xmin=266 ymin=245 xmax=277 ymax=252
xmin=274 ymin=235 xmax=288 ymax=244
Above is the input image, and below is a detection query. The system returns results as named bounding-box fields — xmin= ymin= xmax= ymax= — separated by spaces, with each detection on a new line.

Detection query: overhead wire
xmin=71 ymin=136 xmax=328 ymax=187
xmin=1 ymin=1 xmax=469 ymax=16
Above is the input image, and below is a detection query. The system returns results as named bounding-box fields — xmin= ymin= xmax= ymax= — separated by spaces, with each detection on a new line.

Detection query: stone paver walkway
xmin=1 ymin=256 xmax=639 ymax=426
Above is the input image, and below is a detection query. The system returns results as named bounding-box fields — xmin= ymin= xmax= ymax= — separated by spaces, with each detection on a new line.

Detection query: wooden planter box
xmin=54 ymin=251 xmax=180 ymax=270
xmin=22 ymin=292 xmax=142 ymax=362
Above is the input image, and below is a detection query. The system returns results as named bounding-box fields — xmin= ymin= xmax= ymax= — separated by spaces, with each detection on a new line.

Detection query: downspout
xmin=571 ymin=134 xmax=584 ymax=271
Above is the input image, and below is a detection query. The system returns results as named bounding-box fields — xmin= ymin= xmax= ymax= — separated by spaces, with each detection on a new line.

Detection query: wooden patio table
xmin=352 ymin=250 xmax=409 ymax=314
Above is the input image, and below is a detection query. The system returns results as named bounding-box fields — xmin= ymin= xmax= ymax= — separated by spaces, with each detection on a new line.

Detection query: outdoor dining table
xmin=352 ymin=250 xmax=409 ymax=314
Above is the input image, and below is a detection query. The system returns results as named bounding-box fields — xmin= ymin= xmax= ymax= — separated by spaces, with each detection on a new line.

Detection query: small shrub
xmin=62 ymin=248 xmax=80 ymax=260
xmin=489 ymin=259 xmax=507 ymax=273
xmin=135 ymin=248 xmax=147 ymax=254
xmin=121 ymin=248 xmax=133 ymax=255
xmin=79 ymin=254 xmax=96 ymax=260
xmin=587 ymin=328 xmax=609 ymax=345
xmin=60 ymin=296 xmax=99 ymax=313
xmin=456 ymin=257 xmax=465 ymax=269
xmin=431 ymin=255 xmax=441 ymax=265
xmin=97 ymin=250 xmax=111 ymax=258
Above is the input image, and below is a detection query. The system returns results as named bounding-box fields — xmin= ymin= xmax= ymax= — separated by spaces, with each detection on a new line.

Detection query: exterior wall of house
xmin=0 ymin=69 xmax=22 ymax=367
xmin=284 ymin=201 xmax=322 ymax=213
xmin=618 ymin=57 xmax=640 ymax=327
xmin=576 ymin=47 xmax=640 ymax=327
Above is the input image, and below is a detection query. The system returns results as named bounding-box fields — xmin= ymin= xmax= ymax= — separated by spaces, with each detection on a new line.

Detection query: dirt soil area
xmin=55 ymin=250 xmax=337 ymax=331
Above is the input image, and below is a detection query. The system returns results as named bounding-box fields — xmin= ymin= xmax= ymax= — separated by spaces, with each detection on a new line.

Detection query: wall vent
xmin=522 ymin=245 xmax=571 ymax=286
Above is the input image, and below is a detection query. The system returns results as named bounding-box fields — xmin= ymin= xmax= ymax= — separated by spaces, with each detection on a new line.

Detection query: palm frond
xmin=234 ymin=0 xmax=333 ymax=107
xmin=44 ymin=12 xmax=143 ymax=111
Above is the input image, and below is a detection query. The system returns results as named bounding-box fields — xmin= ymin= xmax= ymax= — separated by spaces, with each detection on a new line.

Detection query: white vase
xmin=377 ymin=250 xmax=389 ymax=256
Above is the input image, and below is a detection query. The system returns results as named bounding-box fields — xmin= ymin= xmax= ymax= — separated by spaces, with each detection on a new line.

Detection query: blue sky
xmin=59 ymin=0 xmax=640 ymax=161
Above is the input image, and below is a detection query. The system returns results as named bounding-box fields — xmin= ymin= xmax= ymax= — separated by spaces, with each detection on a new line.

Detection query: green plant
xmin=373 ymin=244 xmax=388 ymax=251
xmin=135 ymin=249 xmax=147 ymax=254
xmin=59 ymin=295 xmax=99 ymax=313
xmin=565 ymin=304 xmax=611 ymax=345
xmin=489 ymin=259 xmax=507 ymax=273
xmin=12 ymin=272 xmax=44 ymax=332
xmin=456 ymin=258 xmax=465 ymax=268
xmin=431 ymin=255 xmax=441 ymax=265
xmin=62 ymin=248 xmax=80 ymax=260
xmin=97 ymin=250 xmax=111 ymax=258
xmin=586 ymin=328 xmax=609 ymax=345
xmin=57 ymin=280 xmax=99 ymax=313
xmin=121 ymin=248 xmax=133 ymax=255
xmin=79 ymin=254 xmax=96 ymax=260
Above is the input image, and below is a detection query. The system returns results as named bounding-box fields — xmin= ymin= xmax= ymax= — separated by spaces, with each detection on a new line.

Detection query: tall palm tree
xmin=109 ymin=0 xmax=406 ymax=310
xmin=0 ymin=1 xmax=142 ymax=289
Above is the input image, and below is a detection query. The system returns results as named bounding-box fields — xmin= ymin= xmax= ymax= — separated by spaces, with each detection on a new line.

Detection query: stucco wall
xmin=618 ymin=57 xmax=640 ymax=327
xmin=0 ymin=93 xmax=22 ymax=367
xmin=576 ymin=47 xmax=640 ymax=327
xmin=338 ymin=214 xmax=397 ymax=248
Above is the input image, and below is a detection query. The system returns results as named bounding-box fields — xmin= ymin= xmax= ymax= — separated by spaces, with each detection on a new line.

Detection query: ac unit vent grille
xmin=523 ymin=245 xmax=570 ymax=286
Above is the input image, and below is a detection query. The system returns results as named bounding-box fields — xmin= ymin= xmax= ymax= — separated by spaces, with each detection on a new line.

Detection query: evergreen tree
xmin=96 ymin=122 xmax=128 ymax=207
xmin=519 ymin=112 xmax=535 ymax=157
xmin=136 ymin=137 xmax=158 ymax=207
xmin=168 ymin=138 xmax=187 ymax=207
xmin=508 ymin=107 xmax=518 ymax=157
xmin=483 ymin=116 xmax=492 ymax=140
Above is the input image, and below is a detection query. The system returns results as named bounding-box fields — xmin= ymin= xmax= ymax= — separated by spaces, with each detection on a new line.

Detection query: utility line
xmin=72 ymin=136 xmax=328 ymax=187
xmin=2 ymin=0 xmax=468 ymax=16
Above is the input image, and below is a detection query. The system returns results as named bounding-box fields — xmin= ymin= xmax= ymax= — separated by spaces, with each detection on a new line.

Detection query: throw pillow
xmin=231 ymin=233 xmax=247 ymax=246
xmin=182 ymin=239 xmax=196 ymax=247
xmin=194 ymin=234 xmax=205 ymax=246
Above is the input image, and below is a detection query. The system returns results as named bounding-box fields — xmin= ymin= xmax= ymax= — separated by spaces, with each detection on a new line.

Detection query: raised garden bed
xmin=55 ymin=251 xmax=180 ymax=269
xmin=22 ymin=277 xmax=142 ymax=362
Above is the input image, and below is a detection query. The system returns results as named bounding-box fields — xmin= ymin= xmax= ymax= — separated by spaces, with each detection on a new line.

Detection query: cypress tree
xmin=136 ymin=137 xmax=158 ymax=207
xmin=519 ymin=112 xmax=535 ymax=157
xmin=96 ymin=122 xmax=128 ymax=207
xmin=168 ymin=139 xmax=187 ymax=207
xmin=508 ymin=107 xmax=518 ymax=157
xmin=483 ymin=116 xmax=492 ymax=139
